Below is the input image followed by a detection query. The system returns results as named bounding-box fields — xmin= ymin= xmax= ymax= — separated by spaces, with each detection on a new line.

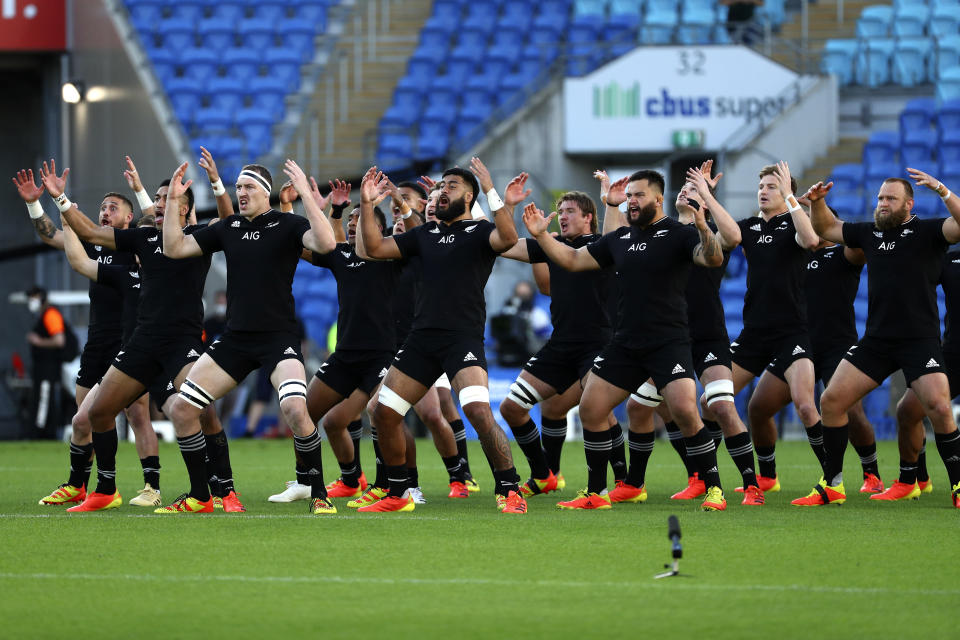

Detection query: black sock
xmin=91 ymin=429 xmax=118 ymax=495
xmin=918 ymin=439 xmax=930 ymax=482
xmin=68 ymin=441 xmax=94 ymax=488
xmin=666 ymin=421 xmax=697 ymax=477
xmin=338 ymin=459 xmax=360 ymax=488
xmin=204 ymin=431 xmax=233 ymax=497
xmin=756 ymin=445 xmax=777 ymax=478
xmin=704 ymin=419 xmax=723 ymax=451
xmin=450 ymin=418 xmax=471 ymax=473
xmin=934 ymin=430 xmax=960 ymax=487
xmin=293 ymin=428 xmax=326 ymax=499
xmin=510 ymin=419 xmax=550 ymax=478
xmin=853 ymin=442 xmax=879 ymax=476
xmin=724 ymin=432 xmax=758 ymax=488
xmin=442 ymin=454 xmax=466 ymax=483
xmin=685 ymin=427 xmax=721 ymax=489
xmin=540 ymin=417 xmax=567 ymax=474
xmin=140 ymin=455 xmax=160 ymax=490
xmin=805 ymin=421 xmax=827 ymax=472
xmin=822 ymin=425 xmax=849 ymax=486
xmin=625 ymin=430 xmax=655 ymax=487
xmin=371 ymin=425 xmax=387 ymax=488
xmin=386 ymin=464 xmax=408 ymax=497
xmin=348 ymin=419 xmax=363 ymax=471
xmin=407 ymin=466 xmax=419 ymax=490
xmin=609 ymin=423 xmax=627 ymax=482
xmin=177 ymin=432 xmax=210 ymax=501
xmin=295 ymin=463 xmax=310 ymax=486
xmin=492 ymin=467 xmax=521 ymax=496
xmin=583 ymin=429 xmax=611 ymax=494
xmin=898 ymin=458 xmax=918 ymax=485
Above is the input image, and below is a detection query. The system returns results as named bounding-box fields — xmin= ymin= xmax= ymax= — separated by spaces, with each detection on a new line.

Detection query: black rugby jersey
xmin=97 ymin=264 xmax=142 ymax=344
xmin=192 ymin=210 xmax=310 ymax=334
xmin=843 ymin=216 xmax=948 ymax=339
xmin=738 ymin=212 xmax=809 ymax=332
xmin=941 ymin=251 xmax=960 ymax=352
xmin=683 ymin=220 xmax=730 ymax=342
xmin=393 ymin=218 xmax=500 ymax=336
xmin=526 ymin=233 xmax=613 ymax=343
xmin=393 ymin=255 xmax=421 ymax=343
xmin=805 ymin=244 xmax=861 ymax=351
xmin=114 ymin=225 xmax=209 ymax=337
xmin=309 ymin=242 xmax=400 ymax=352
xmin=586 ymin=216 xmax=700 ymax=349
xmin=84 ymin=241 xmax=134 ymax=342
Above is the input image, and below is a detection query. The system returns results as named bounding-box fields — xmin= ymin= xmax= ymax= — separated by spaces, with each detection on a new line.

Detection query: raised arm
xmin=805 ymin=181 xmax=845 ymax=244
xmin=499 ymin=238 xmax=531 ymax=263
xmin=691 ymin=203 xmax=724 ymax=267
xmin=598 ymin=172 xmax=628 ymax=233
xmin=61 ymin=218 xmax=99 ymax=281
xmin=522 ymin=203 xmax=600 ymax=272
xmin=906 ymin=168 xmax=960 ymax=243
xmin=283 ymin=160 xmax=336 ymax=255
xmin=328 ymin=178 xmax=353 ymax=241
xmin=123 ymin=155 xmax=157 ymax=219
xmin=13 ymin=168 xmax=63 ymax=249
xmin=39 ymin=159 xmax=117 ymax=249
xmin=775 ymin=161 xmax=819 ymax=249
xmin=358 ymin=167 xmax=402 ymax=260
xmin=198 ymin=147 xmax=235 ymax=219
xmin=486 ymin=168 xmax=528 ymax=252
xmin=532 ymin=262 xmax=550 ymax=295
xmin=162 ymin=163 xmax=204 ymax=258
xmin=688 ymin=163 xmax=740 ymax=250
xmin=355 ymin=183 xmax=390 ymax=260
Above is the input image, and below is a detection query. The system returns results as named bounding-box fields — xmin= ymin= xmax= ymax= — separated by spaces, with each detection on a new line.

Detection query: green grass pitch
xmin=0 ymin=438 xmax=955 ymax=639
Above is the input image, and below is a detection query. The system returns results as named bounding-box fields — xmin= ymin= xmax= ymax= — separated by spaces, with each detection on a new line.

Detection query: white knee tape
xmin=434 ymin=373 xmax=451 ymax=390
xmin=179 ymin=378 xmax=214 ymax=409
xmin=278 ymin=378 xmax=307 ymax=405
xmin=507 ymin=379 xmax=543 ymax=410
xmin=459 ymin=385 xmax=490 ymax=406
xmin=703 ymin=379 xmax=735 ymax=407
xmin=630 ymin=381 xmax=662 ymax=407
xmin=378 ymin=384 xmax=413 ymax=416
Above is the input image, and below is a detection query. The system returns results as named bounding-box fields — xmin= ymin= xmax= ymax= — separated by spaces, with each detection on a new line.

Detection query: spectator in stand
xmin=722 ymin=0 xmax=763 ymax=44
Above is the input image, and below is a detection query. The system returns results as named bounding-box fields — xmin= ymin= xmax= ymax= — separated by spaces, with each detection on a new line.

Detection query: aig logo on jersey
xmin=756 ymin=235 xmax=773 ymax=244
xmin=878 ymin=241 xmax=896 ymax=251
xmin=627 ymin=242 xmax=647 ymax=251
xmin=438 ymin=234 xmax=454 ymax=244
xmin=242 ymin=231 xmax=260 ymax=240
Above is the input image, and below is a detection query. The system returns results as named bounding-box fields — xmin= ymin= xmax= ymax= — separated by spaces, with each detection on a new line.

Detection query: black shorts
xmin=393 ymin=329 xmax=488 ymax=388
xmin=206 ymin=329 xmax=303 ymax=385
xmin=254 ymin=366 xmax=273 ymax=402
xmin=590 ymin=338 xmax=695 ymax=392
xmin=522 ymin=339 xmax=606 ymax=394
xmin=691 ymin=338 xmax=733 ymax=379
xmin=813 ymin=343 xmax=855 ymax=386
xmin=945 ymin=349 xmax=960 ymax=398
xmin=76 ymin=337 xmax=123 ymax=389
xmin=843 ymin=335 xmax=946 ymax=386
xmin=314 ymin=349 xmax=394 ymax=397
xmin=731 ymin=327 xmax=813 ymax=382
xmin=111 ymin=329 xmax=203 ymax=403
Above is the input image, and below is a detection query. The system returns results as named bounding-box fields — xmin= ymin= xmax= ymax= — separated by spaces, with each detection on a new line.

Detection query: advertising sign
xmin=0 ymin=0 xmax=66 ymax=51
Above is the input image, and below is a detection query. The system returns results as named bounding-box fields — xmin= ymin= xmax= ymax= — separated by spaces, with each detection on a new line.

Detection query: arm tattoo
xmin=32 ymin=214 xmax=57 ymax=240
xmin=697 ymin=226 xmax=720 ymax=260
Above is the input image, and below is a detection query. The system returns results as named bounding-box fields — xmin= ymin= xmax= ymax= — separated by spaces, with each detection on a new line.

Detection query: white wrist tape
xmin=402 ymin=211 xmax=413 ymax=219
xmin=942 ymin=189 xmax=952 ymax=202
xmin=54 ymin=193 xmax=72 ymax=213
xmin=134 ymin=188 xmax=153 ymax=211
xmin=486 ymin=188 xmax=504 ymax=211
xmin=211 ymin=179 xmax=226 ymax=197
xmin=26 ymin=200 xmax=44 ymax=219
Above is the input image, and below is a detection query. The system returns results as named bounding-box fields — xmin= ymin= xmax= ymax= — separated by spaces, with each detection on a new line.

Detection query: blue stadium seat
xmin=294 ymin=1 xmax=328 ymax=24
xmin=517 ymin=48 xmax=547 ymax=79
xmin=892 ymin=5 xmax=929 ymax=37
xmin=460 ymin=83 xmax=495 ymax=121
xmin=828 ymin=164 xmax=865 ymax=193
xmin=500 ymin=1 xmax=535 ymax=30
xmin=222 ymin=48 xmax=261 ymax=81
xmin=377 ymin=131 xmax=415 ymax=167
xmin=445 ymin=49 xmax=477 ymax=80
xmin=204 ymin=77 xmax=245 ymax=113
xmin=179 ymin=47 xmax=219 ymax=82
xmin=864 ymin=161 xmax=900 ymax=183
xmin=248 ymin=76 xmax=287 ymax=119
xmin=193 ymin=107 xmax=233 ymax=135
xmin=277 ymin=19 xmax=319 ymax=62
xmin=406 ymin=55 xmax=434 ymax=85
xmin=892 ymin=38 xmax=932 ymax=87
xmin=130 ymin=15 xmax=156 ymax=47
xmin=147 ymin=48 xmax=176 ymax=84
xmin=939 ymin=68 xmax=960 ymax=102
xmin=900 ymin=98 xmax=937 ymax=133
xmin=265 ymin=48 xmax=302 ymax=91
xmin=648 ymin=0 xmax=680 ymax=13
xmin=641 ymin=10 xmax=677 ymax=44
xmin=433 ymin=0 xmax=465 ymax=27
xmin=529 ymin=23 xmax=562 ymax=61
xmin=464 ymin=2 xmax=499 ymax=36
xmin=126 ymin=0 xmax=164 ymax=23
xmin=573 ymin=0 xmax=605 ymax=16
xmin=940 ymin=129 xmax=960 ymax=166
xmin=420 ymin=21 xmax=454 ymax=50
xmin=929 ymin=5 xmax=960 ymax=38
xmin=423 ymin=82 xmax=460 ymax=124
xmin=936 ymin=99 xmax=960 ymax=132
xmin=855 ymin=5 xmax=893 ymax=38
xmin=534 ymin=2 xmax=571 ymax=31
xmin=489 ymin=28 xmax=525 ymax=60
xmin=862 ymin=131 xmax=900 ymax=165
xmin=677 ymin=5 xmax=715 ymax=45
xmin=901 ymin=129 xmax=938 ymax=167
xmin=606 ymin=16 xmax=640 ymax=57
xmin=484 ymin=48 xmax=516 ymax=78
xmin=756 ymin=0 xmax=785 ymax=26
xmin=169 ymin=0 xmax=205 ymax=22
xmin=157 ymin=18 xmax=196 ymax=50
xmin=415 ymin=121 xmax=452 ymax=161
xmin=238 ymin=19 xmax=276 ymax=50
xmin=830 ymin=193 xmax=865 ymax=220
xmin=934 ymin=35 xmax=960 ymax=80
xmin=381 ymin=79 xmax=424 ymax=129
xmin=454 ymin=30 xmax=488 ymax=55
xmin=855 ymin=38 xmax=895 ymax=87
xmin=235 ymin=107 xmax=274 ymax=156
xmin=248 ymin=0 xmax=288 ymax=22
xmin=197 ymin=19 xmax=235 ymax=52
xmin=455 ymin=114 xmax=488 ymax=149
xmin=166 ymin=77 xmax=204 ymax=125
xmin=609 ymin=0 xmax=642 ymax=14
xmin=211 ymin=0 xmax=245 ymax=22
xmin=821 ymin=39 xmax=858 ymax=86
xmin=912 ymin=193 xmax=940 ymax=216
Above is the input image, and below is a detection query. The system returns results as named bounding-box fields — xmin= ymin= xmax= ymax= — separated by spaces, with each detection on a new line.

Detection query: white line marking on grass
xmin=0 ymin=513 xmax=460 ymax=522
xmin=0 ymin=571 xmax=957 ymax=597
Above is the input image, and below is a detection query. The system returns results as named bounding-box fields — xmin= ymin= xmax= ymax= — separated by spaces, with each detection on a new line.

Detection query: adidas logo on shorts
xmin=926 ymin=358 xmax=940 ymax=368
xmin=166 ymin=381 xmax=174 ymax=391
xmin=379 ymin=368 xmax=388 ymax=378
xmin=284 ymin=347 xmax=297 ymax=356
xmin=704 ymin=352 xmax=717 ymax=362
xmin=187 ymin=349 xmax=200 ymax=358
xmin=593 ymin=355 xmax=604 ymax=362
xmin=792 ymin=345 xmax=805 ymax=355
xmin=672 ymin=364 xmax=686 ymax=374
xmin=114 ymin=350 xmax=124 ymax=361
xmin=463 ymin=352 xmax=478 ymax=362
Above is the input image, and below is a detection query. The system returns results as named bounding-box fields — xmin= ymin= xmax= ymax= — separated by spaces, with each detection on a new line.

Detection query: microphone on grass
xmin=654 ymin=515 xmax=683 ymax=579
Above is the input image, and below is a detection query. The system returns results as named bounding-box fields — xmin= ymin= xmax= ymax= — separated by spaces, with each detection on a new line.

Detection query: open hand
xmin=12 ymin=169 xmax=45 ymax=203
xmin=39 ymin=159 xmax=69 ymax=198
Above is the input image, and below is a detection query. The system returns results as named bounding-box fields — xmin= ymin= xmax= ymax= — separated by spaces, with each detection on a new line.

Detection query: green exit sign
xmin=672 ymin=130 xmax=704 ymax=149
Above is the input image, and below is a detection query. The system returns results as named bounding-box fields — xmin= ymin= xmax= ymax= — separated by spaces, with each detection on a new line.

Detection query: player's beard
xmin=873 ymin=202 xmax=909 ymax=230
xmin=628 ymin=202 xmax=658 ymax=228
xmin=435 ymin=194 xmax=467 ymax=221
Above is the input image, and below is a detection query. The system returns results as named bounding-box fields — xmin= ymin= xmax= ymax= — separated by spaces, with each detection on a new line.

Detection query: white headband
xmin=237 ymin=169 xmax=271 ymax=196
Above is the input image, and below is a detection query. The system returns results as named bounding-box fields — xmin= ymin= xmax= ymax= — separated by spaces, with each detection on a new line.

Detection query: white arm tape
xmin=134 ymin=188 xmax=154 ymax=212
xmin=630 ymin=381 xmax=662 ymax=407
xmin=507 ymin=379 xmax=543 ymax=411
xmin=211 ymin=179 xmax=226 ymax=197
xmin=703 ymin=379 xmax=735 ymax=407
xmin=379 ymin=384 xmax=412 ymax=416
xmin=459 ymin=385 xmax=490 ymax=406
xmin=26 ymin=200 xmax=44 ymax=219
xmin=54 ymin=192 xmax=73 ymax=213
xmin=486 ymin=188 xmax=505 ymax=212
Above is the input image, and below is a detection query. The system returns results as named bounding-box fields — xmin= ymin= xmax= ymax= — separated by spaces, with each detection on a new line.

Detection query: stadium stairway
xmin=772 ymin=0 xmax=874 ymax=72
xmin=279 ymin=0 xmax=433 ymax=181
xmin=795 ymin=136 xmax=867 ymax=196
